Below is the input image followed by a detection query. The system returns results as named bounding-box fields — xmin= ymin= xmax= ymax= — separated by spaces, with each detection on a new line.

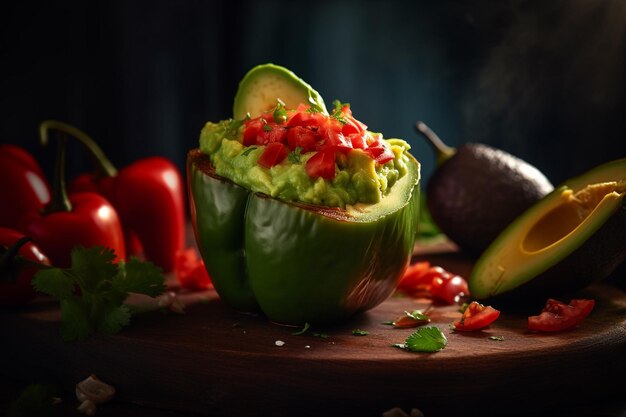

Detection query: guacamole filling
xmin=199 ymin=101 xmax=412 ymax=208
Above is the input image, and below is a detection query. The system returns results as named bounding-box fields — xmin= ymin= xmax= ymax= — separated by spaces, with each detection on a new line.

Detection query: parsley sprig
xmin=33 ymin=246 xmax=166 ymax=341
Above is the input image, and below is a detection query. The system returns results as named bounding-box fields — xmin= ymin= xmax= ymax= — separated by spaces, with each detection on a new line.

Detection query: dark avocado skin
xmin=484 ymin=195 xmax=626 ymax=312
xmin=427 ymin=143 xmax=553 ymax=258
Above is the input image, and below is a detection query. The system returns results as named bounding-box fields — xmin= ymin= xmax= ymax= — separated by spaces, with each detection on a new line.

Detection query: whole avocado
xmin=417 ymin=122 xmax=554 ymax=257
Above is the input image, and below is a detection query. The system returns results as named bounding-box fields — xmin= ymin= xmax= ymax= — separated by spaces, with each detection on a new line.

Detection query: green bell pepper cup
xmin=187 ymin=149 xmax=420 ymax=325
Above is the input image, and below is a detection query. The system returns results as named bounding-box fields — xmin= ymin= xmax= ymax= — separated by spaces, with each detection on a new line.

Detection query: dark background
xmin=1 ymin=0 xmax=625 ymax=188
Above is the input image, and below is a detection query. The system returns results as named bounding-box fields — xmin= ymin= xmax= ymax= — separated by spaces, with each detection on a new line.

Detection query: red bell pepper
xmin=17 ymin=125 xmax=126 ymax=268
xmin=0 ymin=144 xmax=51 ymax=228
xmin=0 ymin=228 xmax=51 ymax=306
xmin=41 ymin=120 xmax=185 ymax=273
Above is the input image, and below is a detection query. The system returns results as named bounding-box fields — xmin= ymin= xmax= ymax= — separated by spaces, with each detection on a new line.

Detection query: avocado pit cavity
xmin=523 ymin=181 xmax=626 ymax=253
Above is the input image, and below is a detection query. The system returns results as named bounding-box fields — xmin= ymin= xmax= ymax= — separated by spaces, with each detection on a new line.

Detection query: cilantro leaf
xmin=71 ymin=246 xmax=117 ymax=292
xmin=97 ymin=304 xmax=131 ymax=335
xmin=292 ymin=322 xmax=310 ymax=336
xmin=60 ymin=298 xmax=92 ymax=341
xmin=489 ymin=335 xmax=505 ymax=341
xmin=33 ymin=245 xmax=165 ymax=342
xmin=404 ymin=310 xmax=429 ymax=321
xmin=112 ymin=257 xmax=165 ymax=297
xmin=287 ymin=147 xmax=302 ymax=163
xmin=352 ymin=329 xmax=369 ymax=336
xmin=240 ymin=147 xmax=257 ymax=157
xmin=273 ymin=100 xmax=288 ymax=124
xmin=6 ymin=383 xmax=60 ymax=417
xmin=403 ymin=326 xmax=448 ymax=353
xmin=32 ymin=269 xmax=74 ymax=300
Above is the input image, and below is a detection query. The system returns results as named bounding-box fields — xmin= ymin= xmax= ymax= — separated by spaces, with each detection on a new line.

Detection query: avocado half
xmin=187 ymin=150 xmax=420 ymax=324
xmin=469 ymin=158 xmax=626 ymax=303
xmin=233 ymin=63 xmax=328 ymax=119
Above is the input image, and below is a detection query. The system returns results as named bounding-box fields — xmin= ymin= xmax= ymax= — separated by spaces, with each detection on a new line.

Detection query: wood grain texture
xmin=1 ymin=245 xmax=625 ymax=417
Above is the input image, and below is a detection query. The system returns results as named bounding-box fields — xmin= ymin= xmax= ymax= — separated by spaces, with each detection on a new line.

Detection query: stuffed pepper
xmin=188 ymin=64 xmax=420 ymax=325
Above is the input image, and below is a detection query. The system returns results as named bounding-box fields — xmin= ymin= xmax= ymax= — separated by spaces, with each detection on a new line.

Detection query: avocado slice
xmin=416 ymin=122 xmax=554 ymax=257
xmin=469 ymin=158 xmax=626 ymax=303
xmin=232 ymin=64 xmax=328 ymax=119
xmin=187 ymin=149 xmax=420 ymax=324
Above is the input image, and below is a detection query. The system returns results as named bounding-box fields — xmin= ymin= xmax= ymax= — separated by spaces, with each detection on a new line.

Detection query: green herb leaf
xmin=287 ymin=147 xmax=303 ymax=163
xmin=313 ymin=333 xmax=329 ymax=339
xmin=405 ymin=310 xmax=429 ymax=321
xmin=112 ymin=257 xmax=166 ymax=297
xmin=489 ymin=335 xmax=505 ymax=341
xmin=240 ymin=147 xmax=257 ymax=157
xmin=33 ymin=245 xmax=165 ymax=342
xmin=382 ymin=320 xmax=395 ymax=326
xmin=32 ymin=269 xmax=74 ymax=300
xmin=292 ymin=322 xmax=310 ymax=336
xmin=273 ymin=100 xmax=288 ymax=124
xmin=352 ymin=329 xmax=369 ymax=336
xmin=6 ymin=383 xmax=60 ymax=417
xmin=403 ymin=326 xmax=448 ymax=353
xmin=263 ymin=124 xmax=273 ymax=132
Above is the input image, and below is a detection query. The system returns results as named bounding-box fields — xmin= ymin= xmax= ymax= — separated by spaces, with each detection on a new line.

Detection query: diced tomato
xmin=453 ymin=301 xmax=500 ymax=331
xmin=528 ymin=298 xmax=595 ymax=332
xmin=397 ymin=263 xmax=469 ymax=305
xmin=347 ymin=133 xmax=366 ymax=149
xmin=397 ymin=261 xmax=432 ymax=296
xmin=430 ymin=274 xmax=470 ymax=305
xmin=257 ymin=126 xmax=287 ymax=144
xmin=287 ymin=126 xmax=317 ymax=152
xmin=243 ymin=119 xmax=264 ymax=146
xmin=306 ymin=150 xmax=336 ymax=179
xmin=325 ymin=129 xmax=352 ymax=153
xmin=258 ymin=142 xmax=288 ymax=168
xmin=175 ymin=248 xmax=213 ymax=291
xmin=286 ymin=111 xmax=311 ymax=127
xmin=365 ymin=139 xmax=395 ymax=164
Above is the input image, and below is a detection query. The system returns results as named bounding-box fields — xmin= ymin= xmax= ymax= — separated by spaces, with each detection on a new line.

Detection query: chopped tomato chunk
xmin=453 ymin=301 xmax=500 ymax=331
xmin=528 ymin=298 xmax=595 ymax=332
xmin=397 ymin=262 xmax=469 ymax=305
xmin=258 ymin=142 xmax=288 ymax=168
xmin=306 ymin=150 xmax=336 ymax=179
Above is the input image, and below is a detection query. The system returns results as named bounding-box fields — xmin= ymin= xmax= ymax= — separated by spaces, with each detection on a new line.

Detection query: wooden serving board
xmin=1 ymin=245 xmax=625 ymax=417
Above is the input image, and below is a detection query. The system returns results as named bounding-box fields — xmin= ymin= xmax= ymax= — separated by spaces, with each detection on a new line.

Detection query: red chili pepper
xmin=16 ymin=124 xmax=126 ymax=268
xmin=0 ymin=144 xmax=51 ymax=228
xmin=0 ymin=228 xmax=51 ymax=306
xmin=43 ymin=120 xmax=185 ymax=273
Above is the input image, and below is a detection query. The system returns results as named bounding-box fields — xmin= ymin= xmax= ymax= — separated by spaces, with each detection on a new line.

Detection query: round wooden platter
xmin=1 ymin=245 xmax=625 ymax=417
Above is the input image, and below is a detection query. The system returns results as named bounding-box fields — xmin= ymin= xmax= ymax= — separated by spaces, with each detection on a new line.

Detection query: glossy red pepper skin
xmin=0 ymin=227 xmax=51 ymax=306
xmin=17 ymin=192 xmax=126 ymax=268
xmin=0 ymin=144 xmax=51 ymax=228
xmin=70 ymin=156 xmax=185 ymax=273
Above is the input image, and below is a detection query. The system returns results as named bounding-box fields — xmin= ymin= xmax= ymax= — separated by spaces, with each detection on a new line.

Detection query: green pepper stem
xmin=41 ymin=134 xmax=72 ymax=214
xmin=415 ymin=121 xmax=456 ymax=166
xmin=0 ymin=237 xmax=50 ymax=283
xmin=39 ymin=120 xmax=118 ymax=178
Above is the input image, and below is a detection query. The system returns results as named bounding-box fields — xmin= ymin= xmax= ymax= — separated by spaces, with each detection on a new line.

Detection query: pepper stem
xmin=41 ymin=134 xmax=72 ymax=214
xmin=415 ymin=121 xmax=456 ymax=166
xmin=39 ymin=120 xmax=118 ymax=178
xmin=0 ymin=237 xmax=49 ymax=283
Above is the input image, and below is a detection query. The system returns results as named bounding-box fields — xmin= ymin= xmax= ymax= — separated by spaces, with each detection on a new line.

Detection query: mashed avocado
xmin=199 ymin=119 xmax=411 ymax=208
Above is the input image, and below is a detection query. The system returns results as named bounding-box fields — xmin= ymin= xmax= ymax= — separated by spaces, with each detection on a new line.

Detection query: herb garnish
xmin=489 ymin=335 xmax=505 ymax=341
xmin=287 ymin=146 xmax=303 ymax=163
xmin=393 ymin=326 xmax=448 ymax=353
xmin=292 ymin=322 xmax=310 ymax=336
xmin=240 ymin=147 xmax=257 ymax=157
xmin=352 ymin=329 xmax=369 ymax=336
xmin=33 ymin=246 xmax=166 ymax=341
xmin=273 ymin=99 xmax=288 ymax=124
xmin=331 ymin=99 xmax=349 ymax=125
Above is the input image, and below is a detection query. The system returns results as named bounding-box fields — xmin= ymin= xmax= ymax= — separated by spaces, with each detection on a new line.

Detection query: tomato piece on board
xmin=258 ymin=142 xmax=288 ymax=168
xmin=528 ymin=298 xmax=595 ymax=332
xmin=306 ymin=150 xmax=336 ymax=179
xmin=397 ymin=261 xmax=431 ymax=293
xmin=175 ymin=248 xmax=213 ymax=291
xmin=430 ymin=273 xmax=470 ymax=305
xmin=453 ymin=301 xmax=500 ymax=331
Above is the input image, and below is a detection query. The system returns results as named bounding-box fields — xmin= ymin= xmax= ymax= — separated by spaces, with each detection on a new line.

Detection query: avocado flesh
xmin=232 ymin=64 xmax=328 ymax=120
xmin=470 ymin=158 xmax=626 ymax=302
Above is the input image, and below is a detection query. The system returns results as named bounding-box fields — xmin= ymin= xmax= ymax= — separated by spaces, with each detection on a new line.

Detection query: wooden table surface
xmin=1 ymin=243 xmax=625 ymax=417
